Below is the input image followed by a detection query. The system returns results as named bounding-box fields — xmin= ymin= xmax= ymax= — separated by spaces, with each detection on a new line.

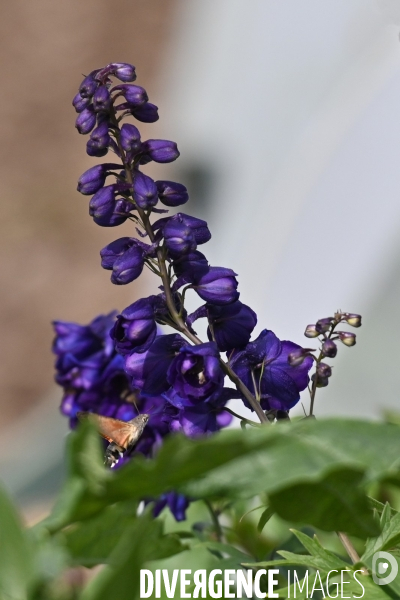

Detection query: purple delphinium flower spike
xmin=231 ymin=329 xmax=313 ymax=412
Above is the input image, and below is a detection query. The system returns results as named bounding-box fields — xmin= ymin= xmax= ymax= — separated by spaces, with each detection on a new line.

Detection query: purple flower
xmin=164 ymin=219 xmax=196 ymax=257
xmin=156 ymin=181 xmax=189 ymax=207
xmin=89 ymin=185 xmax=132 ymax=227
xmin=120 ymin=123 xmax=141 ymax=153
xmin=86 ymin=122 xmax=111 ymax=157
xmin=125 ymin=334 xmax=186 ymax=394
xmin=133 ymin=171 xmax=158 ymax=209
xmin=130 ymin=102 xmax=159 ymax=123
xmin=75 ymin=106 xmax=96 ymax=134
xmin=163 ymin=388 xmax=235 ymax=437
xmin=113 ymin=84 xmax=148 ymax=106
xmin=167 ymin=342 xmax=223 ymax=403
xmin=172 ymin=251 xmax=209 ymax=285
xmin=79 ymin=70 xmax=100 ymax=98
xmin=192 ymin=267 xmax=239 ymax=305
xmin=72 ymin=93 xmax=91 ymax=113
xmin=140 ymin=139 xmax=180 ymax=164
xmin=52 ymin=312 xmax=118 ymax=392
xmin=100 ymin=237 xmax=147 ymax=285
xmin=77 ymin=163 xmax=121 ymax=195
xmin=154 ymin=214 xmax=211 ymax=257
xmin=110 ymin=296 xmax=162 ymax=355
xmin=189 ymin=301 xmax=257 ymax=352
xmin=93 ymin=85 xmax=111 ymax=112
xmin=153 ymin=492 xmax=189 ymax=522
xmin=96 ymin=63 xmax=136 ymax=83
xmin=231 ymin=329 xmax=313 ymax=412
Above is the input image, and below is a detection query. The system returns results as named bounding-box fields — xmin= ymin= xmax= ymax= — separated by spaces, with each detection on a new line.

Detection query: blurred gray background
xmin=1 ymin=0 xmax=400 ymax=520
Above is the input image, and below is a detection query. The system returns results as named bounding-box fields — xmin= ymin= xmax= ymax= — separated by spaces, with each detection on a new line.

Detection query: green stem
xmin=110 ymin=108 xmax=268 ymax=424
xmin=204 ymin=500 xmax=223 ymax=542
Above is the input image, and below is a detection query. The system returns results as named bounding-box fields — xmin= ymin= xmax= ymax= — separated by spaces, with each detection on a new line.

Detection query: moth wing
xmin=77 ymin=412 xmax=135 ymax=450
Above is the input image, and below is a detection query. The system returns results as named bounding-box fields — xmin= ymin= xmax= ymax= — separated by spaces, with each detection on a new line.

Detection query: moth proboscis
xmin=77 ymin=411 xmax=149 ymax=468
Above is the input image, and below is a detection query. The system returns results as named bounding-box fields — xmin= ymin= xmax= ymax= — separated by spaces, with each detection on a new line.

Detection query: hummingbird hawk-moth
xmin=77 ymin=412 xmax=149 ymax=468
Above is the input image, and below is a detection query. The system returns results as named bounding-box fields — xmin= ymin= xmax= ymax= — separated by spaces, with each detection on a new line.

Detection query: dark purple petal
xmin=129 ymin=102 xmax=159 ymax=123
xmin=93 ymin=85 xmax=111 ymax=112
xmin=79 ymin=70 xmax=99 ymax=98
xmin=120 ymin=123 xmax=141 ymax=153
xmin=111 ymin=297 xmax=160 ymax=354
xmin=75 ymin=106 xmax=96 ymax=134
xmin=193 ymin=267 xmax=239 ymax=305
xmin=156 ymin=181 xmax=189 ymax=207
xmin=167 ymin=342 xmax=223 ymax=401
xmin=141 ymin=139 xmax=180 ymax=164
xmin=77 ymin=163 xmax=121 ymax=195
xmin=206 ymin=301 xmax=257 ymax=352
xmin=113 ymin=84 xmax=148 ymax=106
xmin=110 ymin=244 xmax=145 ymax=284
xmin=133 ymin=171 xmax=158 ymax=209
xmin=72 ymin=92 xmax=91 ymax=113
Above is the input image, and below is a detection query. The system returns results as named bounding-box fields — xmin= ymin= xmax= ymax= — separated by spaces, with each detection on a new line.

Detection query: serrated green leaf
xmin=257 ymin=507 xmax=274 ymax=533
xmin=0 ymin=484 xmax=34 ymax=600
xmin=363 ymin=511 xmax=400 ymax=560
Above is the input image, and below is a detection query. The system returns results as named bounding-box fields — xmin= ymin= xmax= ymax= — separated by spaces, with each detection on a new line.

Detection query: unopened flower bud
xmin=304 ymin=324 xmax=319 ymax=338
xmin=311 ymin=373 xmax=329 ymax=388
xmin=317 ymin=362 xmax=332 ymax=378
xmin=75 ymin=106 xmax=96 ymax=134
xmin=321 ymin=339 xmax=337 ymax=358
xmin=77 ymin=163 xmax=120 ymax=195
xmin=156 ymin=181 xmax=189 ymax=207
xmin=120 ymin=123 xmax=141 ymax=153
xmin=338 ymin=331 xmax=356 ymax=347
xmin=97 ymin=62 xmax=136 ymax=82
xmin=140 ymin=139 xmax=180 ymax=164
xmin=344 ymin=313 xmax=362 ymax=328
xmin=131 ymin=102 xmax=159 ymax=123
xmin=93 ymin=85 xmax=111 ymax=112
xmin=316 ymin=317 xmax=334 ymax=334
xmin=86 ymin=122 xmax=110 ymax=157
xmin=113 ymin=84 xmax=148 ymax=106
xmin=79 ymin=71 xmax=99 ymax=98
xmin=288 ymin=348 xmax=314 ymax=367
xmin=72 ymin=93 xmax=91 ymax=113
xmin=133 ymin=171 xmax=158 ymax=209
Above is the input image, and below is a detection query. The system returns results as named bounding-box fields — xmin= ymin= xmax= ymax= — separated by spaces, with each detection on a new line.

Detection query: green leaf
xmin=244 ymin=529 xmax=348 ymax=572
xmin=60 ymin=501 xmax=140 ymax=567
xmin=363 ymin=511 xmax=400 ymax=560
xmin=0 ymin=484 xmax=34 ymax=600
xmin=48 ymin=418 xmax=400 ymax=537
xmin=268 ymin=469 xmax=379 ymax=538
xmin=257 ymin=506 xmax=274 ymax=533
xmin=79 ymin=514 xmax=184 ymax=600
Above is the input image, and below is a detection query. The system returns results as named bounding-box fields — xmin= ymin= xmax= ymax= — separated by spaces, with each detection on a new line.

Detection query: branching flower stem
xmin=110 ymin=108 xmax=268 ymax=424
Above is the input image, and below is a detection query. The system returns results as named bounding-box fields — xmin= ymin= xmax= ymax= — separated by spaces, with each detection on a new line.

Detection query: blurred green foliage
xmin=3 ymin=418 xmax=400 ymax=598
